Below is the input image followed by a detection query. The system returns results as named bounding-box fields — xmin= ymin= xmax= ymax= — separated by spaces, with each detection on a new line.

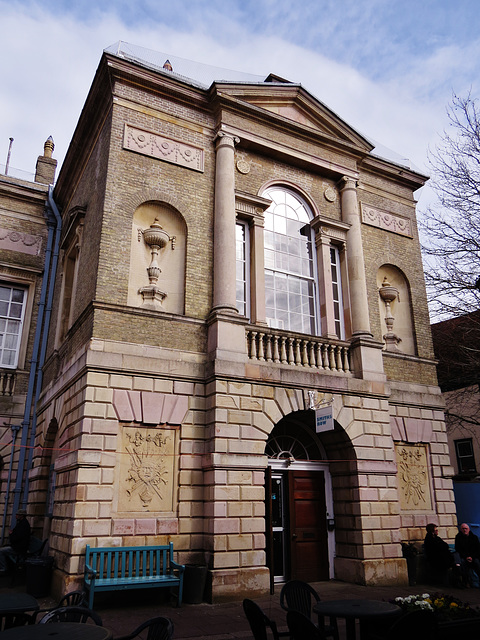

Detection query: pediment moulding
xmin=211 ymin=83 xmax=373 ymax=151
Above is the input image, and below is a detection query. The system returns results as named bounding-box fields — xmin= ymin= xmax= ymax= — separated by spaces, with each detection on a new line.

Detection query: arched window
xmin=263 ymin=188 xmax=316 ymax=334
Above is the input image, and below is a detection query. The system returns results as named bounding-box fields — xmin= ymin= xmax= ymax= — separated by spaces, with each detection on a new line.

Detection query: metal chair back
xmin=0 ymin=612 xmax=35 ymax=631
xmin=113 ymin=615 xmax=174 ymax=640
xmin=56 ymin=590 xmax=88 ymax=608
xmin=39 ymin=605 xmax=103 ymax=625
xmin=280 ymin=580 xmax=320 ymax=619
xmin=280 ymin=581 xmax=338 ymax=640
xmin=243 ymin=598 xmax=289 ymax=640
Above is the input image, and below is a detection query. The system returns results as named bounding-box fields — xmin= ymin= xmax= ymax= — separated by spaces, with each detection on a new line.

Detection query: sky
xmin=1 ymin=0 xmax=480 ymax=214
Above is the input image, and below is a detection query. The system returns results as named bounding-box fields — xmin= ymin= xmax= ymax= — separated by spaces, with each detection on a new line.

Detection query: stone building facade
xmin=29 ymin=43 xmax=455 ymax=601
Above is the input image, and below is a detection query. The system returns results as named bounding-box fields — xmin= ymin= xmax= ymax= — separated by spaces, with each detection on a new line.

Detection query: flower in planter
xmin=393 ymin=593 xmax=480 ymax=621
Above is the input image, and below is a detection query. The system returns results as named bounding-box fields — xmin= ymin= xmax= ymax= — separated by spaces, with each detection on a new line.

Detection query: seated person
xmin=455 ymin=522 xmax=480 ymax=587
xmin=0 ymin=509 xmax=31 ymax=574
xmin=424 ymin=523 xmax=455 ymax=584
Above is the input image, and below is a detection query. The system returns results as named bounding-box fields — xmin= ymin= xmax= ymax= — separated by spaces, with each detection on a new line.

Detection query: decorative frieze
xmin=123 ymin=124 xmax=204 ymax=172
xmin=361 ymin=203 xmax=412 ymax=237
xmin=0 ymin=228 xmax=42 ymax=256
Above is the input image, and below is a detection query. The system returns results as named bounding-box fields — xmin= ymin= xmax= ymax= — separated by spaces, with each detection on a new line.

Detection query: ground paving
xmin=2 ymin=575 xmax=480 ymax=639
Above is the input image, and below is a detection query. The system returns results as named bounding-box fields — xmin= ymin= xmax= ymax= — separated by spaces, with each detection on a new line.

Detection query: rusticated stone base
xmin=206 ymin=567 xmax=270 ymax=603
xmin=334 ymin=557 xmax=409 ymax=586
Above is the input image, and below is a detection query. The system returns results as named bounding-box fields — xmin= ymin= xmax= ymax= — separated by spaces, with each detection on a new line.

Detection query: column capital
xmin=338 ymin=176 xmax=358 ymax=192
xmin=214 ymin=130 xmax=240 ymax=149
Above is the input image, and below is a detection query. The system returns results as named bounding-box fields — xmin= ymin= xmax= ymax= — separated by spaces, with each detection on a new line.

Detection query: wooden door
xmin=289 ymin=470 xmax=329 ymax=581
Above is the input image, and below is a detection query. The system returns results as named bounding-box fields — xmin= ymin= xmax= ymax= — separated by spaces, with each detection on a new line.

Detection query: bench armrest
xmin=171 ymin=560 xmax=185 ymax=574
xmin=84 ymin=562 xmax=97 ymax=580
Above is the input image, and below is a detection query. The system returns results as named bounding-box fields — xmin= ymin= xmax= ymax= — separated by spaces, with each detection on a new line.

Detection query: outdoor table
xmin=313 ymin=598 xmax=401 ymax=640
xmin=0 ymin=592 xmax=38 ymax=614
xmin=0 ymin=622 xmax=113 ymax=639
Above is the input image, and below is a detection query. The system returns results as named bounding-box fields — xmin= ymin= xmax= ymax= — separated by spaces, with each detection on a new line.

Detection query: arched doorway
xmin=265 ymin=410 xmax=335 ymax=585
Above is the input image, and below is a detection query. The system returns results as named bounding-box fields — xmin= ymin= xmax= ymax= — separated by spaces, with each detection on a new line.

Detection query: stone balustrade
xmin=0 ymin=370 xmax=16 ymax=395
xmin=246 ymin=327 xmax=351 ymax=374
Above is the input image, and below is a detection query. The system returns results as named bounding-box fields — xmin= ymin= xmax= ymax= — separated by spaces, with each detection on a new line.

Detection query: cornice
xmin=218 ymin=123 xmax=359 ymax=180
xmin=360 ymin=154 xmax=428 ymax=190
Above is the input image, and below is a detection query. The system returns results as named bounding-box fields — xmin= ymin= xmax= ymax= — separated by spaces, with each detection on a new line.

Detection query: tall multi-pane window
xmin=330 ymin=246 xmax=345 ymax=339
xmin=263 ymin=188 xmax=316 ymax=334
xmin=0 ymin=284 xmax=26 ymax=368
xmin=236 ymin=221 xmax=249 ymax=317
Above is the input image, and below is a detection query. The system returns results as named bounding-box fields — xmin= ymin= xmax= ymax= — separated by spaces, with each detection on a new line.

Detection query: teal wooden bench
xmin=84 ymin=543 xmax=185 ymax=609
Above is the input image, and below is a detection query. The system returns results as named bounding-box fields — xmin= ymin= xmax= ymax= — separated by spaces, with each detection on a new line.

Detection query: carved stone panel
xmin=117 ymin=427 xmax=176 ymax=513
xmin=0 ymin=228 xmax=43 ymax=255
xmin=361 ymin=204 xmax=412 ymax=237
xmin=123 ymin=124 xmax=204 ymax=172
xmin=395 ymin=443 xmax=432 ymax=511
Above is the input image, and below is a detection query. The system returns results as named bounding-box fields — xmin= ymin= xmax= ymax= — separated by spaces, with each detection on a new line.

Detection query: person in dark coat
xmin=455 ymin=523 xmax=480 ymax=586
xmin=424 ymin=523 xmax=454 ymax=569
xmin=0 ymin=509 xmax=31 ymax=573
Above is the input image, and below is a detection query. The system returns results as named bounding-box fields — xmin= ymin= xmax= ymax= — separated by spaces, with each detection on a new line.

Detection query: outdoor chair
xmin=38 ymin=605 xmax=103 ymax=625
xmin=0 ymin=612 xmax=35 ymax=631
xmin=56 ymin=589 xmax=88 ymax=607
xmin=113 ymin=616 xmax=174 ymax=640
xmin=280 ymin=580 xmax=339 ymax=640
xmin=243 ymin=598 xmax=290 ymax=640
xmin=287 ymin=610 xmax=328 ymax=640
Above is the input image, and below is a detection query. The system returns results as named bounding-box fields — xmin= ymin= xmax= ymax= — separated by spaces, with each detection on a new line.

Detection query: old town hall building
xmin=3 ymin=43 xmax=455 ymax=601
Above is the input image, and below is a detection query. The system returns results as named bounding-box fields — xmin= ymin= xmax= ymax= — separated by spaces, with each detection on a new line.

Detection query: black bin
xmin=25 ymin=556 xmax=53 ymax=597
xmin=183 ymin=564 xmax=207 ymax=604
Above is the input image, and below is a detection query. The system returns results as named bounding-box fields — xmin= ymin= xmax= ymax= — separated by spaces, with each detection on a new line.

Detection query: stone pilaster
xmin=339 ymin=177 xmax=371 ymax=338
xmin=212 ymin=132 xmax=239 ymax=315
xmin=339 ymin=177 xmax=385 ymax=380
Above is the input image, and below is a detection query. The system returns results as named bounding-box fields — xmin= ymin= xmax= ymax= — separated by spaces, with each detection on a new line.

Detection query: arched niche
xmin=377 ymin=265 xmax=416 ymax=355
xmin=128 ymin=202 xmax=187 ymax=315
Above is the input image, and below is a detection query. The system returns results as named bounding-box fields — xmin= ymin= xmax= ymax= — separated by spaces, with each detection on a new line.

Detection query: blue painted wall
xmin=453 ymin=482 xmax=480 ymax=539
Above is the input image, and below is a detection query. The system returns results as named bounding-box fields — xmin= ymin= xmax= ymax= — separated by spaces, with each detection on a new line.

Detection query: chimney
xmin=35 ymin=136 xmax=57 ymax=184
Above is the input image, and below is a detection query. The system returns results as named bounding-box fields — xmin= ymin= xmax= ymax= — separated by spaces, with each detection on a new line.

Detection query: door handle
xmin=292 ymin=533 xmax=297 ymax=539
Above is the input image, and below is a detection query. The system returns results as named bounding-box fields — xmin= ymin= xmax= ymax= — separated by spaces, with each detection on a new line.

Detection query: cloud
xmin=0 ymin=0 xmax=479 ymax=190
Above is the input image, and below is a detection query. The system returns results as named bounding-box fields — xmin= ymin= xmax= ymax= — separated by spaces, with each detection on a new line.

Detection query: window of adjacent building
xmin=263 ymin=188 xmax=316 ymax=334
xmin=455 ymin=438 xmax=476 ymax=474
xmin=0 ymin=284 xmax=27 ymax=368
xmin=236 ymin=221 xmax=250 ymax=317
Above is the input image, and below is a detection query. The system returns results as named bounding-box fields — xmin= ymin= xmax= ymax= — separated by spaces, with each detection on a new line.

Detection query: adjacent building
xmin=9 ymin=42 xmax=455 ymax=601
xmin=432 ymin=311 xmax=480 ymax=537
xmin=0 ymin=140 xmax=57 ymax=543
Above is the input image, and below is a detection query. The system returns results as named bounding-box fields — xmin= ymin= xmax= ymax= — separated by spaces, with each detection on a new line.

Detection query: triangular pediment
xmin=215 ymin=82 xmax=374 ymax=152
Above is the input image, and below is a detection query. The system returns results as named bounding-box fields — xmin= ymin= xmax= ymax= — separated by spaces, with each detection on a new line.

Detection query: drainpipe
xmin=10 ymin=185 xmax=61 ymax=523
xmin=21 ymin=187 xmax=62 ymax=506
xmin=0 ymin=423 xmax=20 ymax=544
